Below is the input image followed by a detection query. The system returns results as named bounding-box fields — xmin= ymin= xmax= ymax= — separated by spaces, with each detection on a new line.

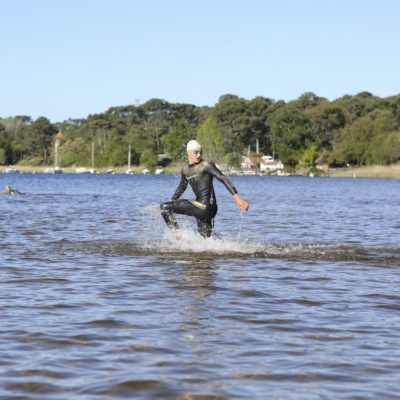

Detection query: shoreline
xmin=1 ymin=163 xmax=400 ymax=179
xmin=327 ymin=163 xmax=400 ymax=179
xmin=0 ymin=164 xmax=181 ymax=175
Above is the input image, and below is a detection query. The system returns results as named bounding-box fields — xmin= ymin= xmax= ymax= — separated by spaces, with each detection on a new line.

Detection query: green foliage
xmin=330 ymin=110 xmax=399 ymax=166
xmin=374 ymin=133 xmax=400 ymax=164
xmin=2 ymin=93 xmax=400 ymax=169
xmin=162 ymin=119 xmax=197 ymax=161
xmin=18 ymin=157 xmax=44 ymax=166
xmin=196 ymin=117 xmax=225 ymax=162
xmin=330 ymin=118 xmax=372 ymax=166
xmin=298 ymin=145 xmax=319 ymax=168
xmin=292 ymin=92 xmax=327 ymax=111
xmin=125 ymin=125 xmax=154 ymax=164
xmin=0 ymin=124 xmax=7 ymax=148
xmin=225 ymin=152 xmax=242 ymax=167
xmin=332 ymin=91 xmax=385 ymax=123
xmin=59 ymin=137 xmax=90 ymax=167
xmin=140 ymin=148 xmax=158 ymax=170
xmin=110 ymin=144 xmax=128 ymax=167
xmin=212 ymin=94 xmax=248 ymax=152
xmin=272 ymin=108 xmax=313 ymax=168
xmin=306 ymin=104 xmax=346 ymax=149
xmin=0 ymin=148 xmax=6 ymax=164
xmin=15 ymin=117 xmax=58 ymax=164
xmin=0 ymin=123 xmax=8 ymax=164
xmin=247 ymin=96 xmax=274 ymax=154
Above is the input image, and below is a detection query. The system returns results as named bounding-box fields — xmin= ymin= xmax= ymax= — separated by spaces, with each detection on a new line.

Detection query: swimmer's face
xmin=188 ymin=148 xmax=202 ymax=164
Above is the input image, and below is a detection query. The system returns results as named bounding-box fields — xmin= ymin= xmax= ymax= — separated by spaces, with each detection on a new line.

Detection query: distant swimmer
xmin=2 ymin=186 xmax=23 ymax=195
xmin=160 ymin=140 xmax=249 ymax=238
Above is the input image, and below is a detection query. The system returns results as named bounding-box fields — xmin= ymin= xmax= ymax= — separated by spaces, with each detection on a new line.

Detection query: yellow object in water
xmin=3 ymin=186 xmax=22 ymax=195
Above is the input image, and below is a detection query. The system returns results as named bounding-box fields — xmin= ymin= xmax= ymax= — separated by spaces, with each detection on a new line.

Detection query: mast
xmin=55 ymin=140 xmax=59 ymax=168
xmin=91 ymin=142 xmax=95 ymax=170
xmin=54 ymin=131 xmax=63 ymax=168
xmin=128 ymin=144 xmax=131 ymax=170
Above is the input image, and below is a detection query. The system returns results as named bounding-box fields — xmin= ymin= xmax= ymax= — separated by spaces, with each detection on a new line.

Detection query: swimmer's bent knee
xmin=160 ymin=202 xmax=171 ymax=213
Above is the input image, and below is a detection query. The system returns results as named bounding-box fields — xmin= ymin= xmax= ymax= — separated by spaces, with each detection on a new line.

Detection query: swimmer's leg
xmin=160 ymin=201 xmax=179 ymax=230
xmin=161 ymin=200 xmax=215 ymax=237
xmin=160 ymin=199 xmax=201 ymax=231
xmin=196 ymin=204 xmax=217 ymax=238
xmin=196 ymin=218 xmax=214 ymax=238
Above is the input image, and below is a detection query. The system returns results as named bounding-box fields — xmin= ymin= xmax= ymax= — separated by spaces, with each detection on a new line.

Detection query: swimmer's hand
xmin=234 ymin=194 xmax=249 ymax=212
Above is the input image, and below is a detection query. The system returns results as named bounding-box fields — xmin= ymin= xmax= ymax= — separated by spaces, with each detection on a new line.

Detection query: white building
xmin=241 ymin=155 xmax=284 ymax=172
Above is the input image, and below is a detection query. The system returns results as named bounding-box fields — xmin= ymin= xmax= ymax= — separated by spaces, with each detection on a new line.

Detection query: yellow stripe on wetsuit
xmin=189 ymin=200 xmax=207 ymax=209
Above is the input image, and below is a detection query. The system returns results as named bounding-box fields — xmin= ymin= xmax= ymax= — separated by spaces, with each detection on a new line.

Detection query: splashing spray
xmin=237 ymin=209 xmax=245 ymax=241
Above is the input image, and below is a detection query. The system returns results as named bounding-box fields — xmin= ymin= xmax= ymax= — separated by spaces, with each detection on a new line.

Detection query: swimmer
xmin=2 ymin=186 xmax=23 ymax=195
xmin=160 ymin=140 xmax=249 ymax=238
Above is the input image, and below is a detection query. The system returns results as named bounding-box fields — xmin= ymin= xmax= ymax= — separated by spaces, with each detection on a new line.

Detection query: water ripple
xmin=1 ymin=174 xmax=400 ymax=399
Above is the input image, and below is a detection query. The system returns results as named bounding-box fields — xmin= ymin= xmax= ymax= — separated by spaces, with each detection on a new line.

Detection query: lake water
xmin=1 ymin=173 xmax=399 ymax=399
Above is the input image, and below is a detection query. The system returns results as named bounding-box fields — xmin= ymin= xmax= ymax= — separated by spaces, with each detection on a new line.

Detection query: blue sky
xmin=1 ymin=0 xmax=399 ymax=122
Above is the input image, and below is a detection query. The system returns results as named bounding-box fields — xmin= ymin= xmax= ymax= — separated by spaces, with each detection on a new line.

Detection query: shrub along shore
xmin=327 ymin=163 xmax=400 ymax=179
xmin=1 ymin=92 xmax=400 ymax=173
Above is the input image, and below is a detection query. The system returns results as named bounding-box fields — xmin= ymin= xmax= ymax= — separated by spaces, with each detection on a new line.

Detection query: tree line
xmin=1 ymin=91 xmax=400 ymax=170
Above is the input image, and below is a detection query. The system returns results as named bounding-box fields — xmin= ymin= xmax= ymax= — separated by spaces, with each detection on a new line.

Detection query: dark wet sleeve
xmin=171 ymin=173 xmax=188 ymax=200
xmin=207 ymin=162 xmax=238 ymax=196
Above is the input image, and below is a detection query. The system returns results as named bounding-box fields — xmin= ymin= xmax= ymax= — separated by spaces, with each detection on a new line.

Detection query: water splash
xmin=139 ymin=204 xmax=165 ymax=238
xmin=62 ymin=203 xmax=400 ymax=263
xmin=67 ymin=236 xmax=400 ymax=264
xmin=236 ymin=209 xmax=245 ymax=241
xmin=160 ymin=227 xmax=261 ymax=254
xmin=137 ymin=203 xmax=255 ymax=255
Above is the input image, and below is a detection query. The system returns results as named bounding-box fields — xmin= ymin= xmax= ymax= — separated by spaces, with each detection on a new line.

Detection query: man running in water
xmin=160 ymin=140 xmax=249 ymax=238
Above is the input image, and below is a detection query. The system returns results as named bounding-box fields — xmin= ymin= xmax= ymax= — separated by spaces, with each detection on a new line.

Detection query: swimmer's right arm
xmin=171 ymin=174 xmax=188 ymax=201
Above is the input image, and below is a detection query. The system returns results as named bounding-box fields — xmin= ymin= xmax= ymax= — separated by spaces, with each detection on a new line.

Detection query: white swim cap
xmin=186 ymin=140 xmax=202 ymax=152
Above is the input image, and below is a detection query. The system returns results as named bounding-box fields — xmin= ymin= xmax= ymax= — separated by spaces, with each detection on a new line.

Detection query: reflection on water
xmin=1 ymin=173 xmax=400 ymax=399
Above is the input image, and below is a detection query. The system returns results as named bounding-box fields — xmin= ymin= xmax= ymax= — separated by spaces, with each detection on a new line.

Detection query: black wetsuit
xmin=160 ymin=160 xmax=237 ymax=237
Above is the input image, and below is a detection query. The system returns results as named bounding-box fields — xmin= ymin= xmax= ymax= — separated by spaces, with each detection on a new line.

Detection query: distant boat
xmin=142 ymin=168 xmax=151 ymax=175
xmin=155 ymin=166 xmax=163 ymax=175
xmin=5 ymin=165 xmax=19 ymax=173
xmin=126 ymin=144 xmax=135 ymax=174
xmin=76 ymin=167 xmax=90 ymax=174
xmin=43 ymin=167 xmax=63 ymax=174
xmin=107 ymin=169 xmax=115 ymax=175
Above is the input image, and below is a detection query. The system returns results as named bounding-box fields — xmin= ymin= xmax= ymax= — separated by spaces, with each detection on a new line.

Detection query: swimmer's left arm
xmin=206 ymin=162 xmax=237 ymax=195
xmin=207 ymin=162 xmax=249 ymax=211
